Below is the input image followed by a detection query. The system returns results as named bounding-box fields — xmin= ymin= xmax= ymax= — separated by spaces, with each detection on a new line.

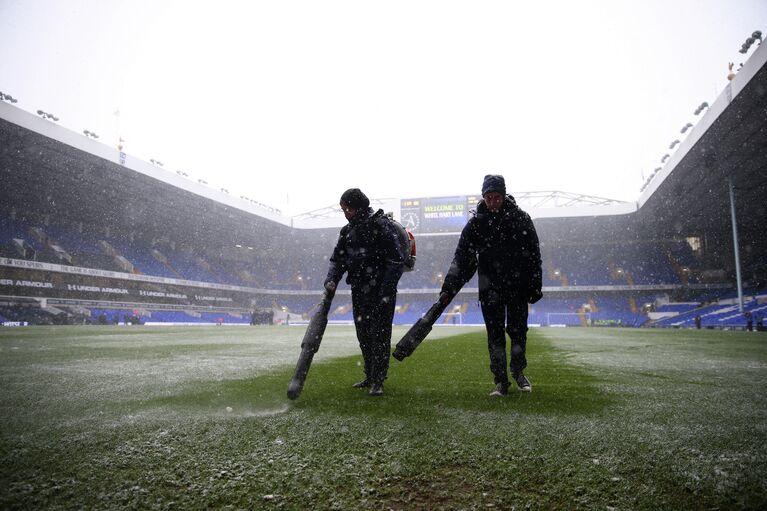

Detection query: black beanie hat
xmin=340 ymin=188 xmax=370 ymax=209
xmin=482 ymin=174 xmax=506 ymax=196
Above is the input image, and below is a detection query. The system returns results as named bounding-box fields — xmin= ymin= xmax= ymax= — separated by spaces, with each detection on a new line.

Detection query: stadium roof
xmin=635 ymin=39 xmax=767 ymax=240
xmin=1 ymin=40 xmax=764 ymax=240
xmin=292 ymin=190 xmax=629 ymax=223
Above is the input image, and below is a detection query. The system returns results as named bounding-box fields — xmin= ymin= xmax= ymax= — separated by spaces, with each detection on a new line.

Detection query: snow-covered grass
xmin=1 ymin=325 xmax=765 ymax=509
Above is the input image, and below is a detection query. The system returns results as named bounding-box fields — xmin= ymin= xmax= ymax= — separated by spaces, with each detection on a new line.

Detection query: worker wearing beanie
xmin=325 ymin=188 xmax=406 ymax=396
xmin=439 ymin=174 xmax=542 ymax=396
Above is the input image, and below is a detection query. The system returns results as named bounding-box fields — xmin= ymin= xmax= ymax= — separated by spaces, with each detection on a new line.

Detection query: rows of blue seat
xmin=278 ymin=295 xmax=652 ymax=327
xmin=542 ymin=242 xmax=693 ymax=287
xmin=652 ymin=298 xmax=767 ymax=328
xmin=88 ymin=308 xmax=250 ymax=325
xmin=0 ymin=218 xmax=65 ymax=264
xmin=0 ymin=217 xmax=250 ymax=284
xmin=1 ymin=213 xmax=705 ymax=291
xmin=0 ymin=217 xmax=31 ymax=243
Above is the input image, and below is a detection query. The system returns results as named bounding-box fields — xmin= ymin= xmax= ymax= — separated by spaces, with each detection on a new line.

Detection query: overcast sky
xmin=1 ymin=0 xmax=765 ymax=216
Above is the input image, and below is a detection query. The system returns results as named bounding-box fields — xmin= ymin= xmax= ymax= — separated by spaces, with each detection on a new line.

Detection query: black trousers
xmin=351 ymin=288 xmax=397 ymax=385
xmin=480 ymin=295 xmax=529 ymax=385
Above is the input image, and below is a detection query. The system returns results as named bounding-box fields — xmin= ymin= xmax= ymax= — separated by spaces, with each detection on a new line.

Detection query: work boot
xmin=368 ymin=383 xmax=384 ymax=396
xmin=352 ymin=379 xmax=370 ymax=389
xmin=489 ymin=382 xmax=509 ymax=397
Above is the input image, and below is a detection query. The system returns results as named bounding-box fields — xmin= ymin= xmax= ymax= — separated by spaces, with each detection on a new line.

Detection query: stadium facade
xmin=1 ymin=43 xmax=765 ymax=329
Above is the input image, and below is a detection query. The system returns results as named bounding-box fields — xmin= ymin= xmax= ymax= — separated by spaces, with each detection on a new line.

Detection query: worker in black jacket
xmin=325 ymin=188 xmax=405 ymax=396
xmin=440 ymin=175 xmax=542 ymax=396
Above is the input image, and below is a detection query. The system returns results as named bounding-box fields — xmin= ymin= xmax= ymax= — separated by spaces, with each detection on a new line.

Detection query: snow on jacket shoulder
xmin=325 ymin=208 xmax=404 ymax=294
xmin=442 ymin=195 xmax=542 ymax=302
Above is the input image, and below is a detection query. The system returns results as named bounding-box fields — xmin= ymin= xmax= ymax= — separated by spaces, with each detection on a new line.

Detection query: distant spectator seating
xmin=2 ymin=213 xmax=711 ymax=290
xmin=652 ymin=295 xmax=767 ymax=329
xmin=87 ymin=308 xmax=251 ymax=325
xmin=0 ymin=303 xmax=76 ymax=325
xmin=541 ymin=240 xmax=700 ymax=287
xmin=655 ymin=302 xmax=700 ymax=313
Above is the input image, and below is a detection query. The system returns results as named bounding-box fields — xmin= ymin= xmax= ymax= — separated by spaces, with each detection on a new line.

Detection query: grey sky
xmin=1 ymin=0 xmax=765 ymax=215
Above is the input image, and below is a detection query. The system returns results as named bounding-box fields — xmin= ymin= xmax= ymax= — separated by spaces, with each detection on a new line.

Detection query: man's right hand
xmin=324 ymin=281 xmax=337 ymax=293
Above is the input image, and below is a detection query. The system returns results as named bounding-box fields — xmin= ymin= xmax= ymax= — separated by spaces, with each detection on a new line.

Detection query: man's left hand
xmin=528 ymin=289 xmax=543 ymax=304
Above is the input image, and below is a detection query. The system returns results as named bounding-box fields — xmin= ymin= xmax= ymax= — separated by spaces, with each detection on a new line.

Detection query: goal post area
xmin=437 ymin=311 xmax=463 ymax=325
xmin=546 ymin=312 xmax=591 ymax=327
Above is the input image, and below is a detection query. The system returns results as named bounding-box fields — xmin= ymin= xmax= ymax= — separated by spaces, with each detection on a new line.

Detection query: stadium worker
xmin=439 ymin=174 xmax=542 ymax=396
xmin=324 ymin=188 xmax=406 ymax=396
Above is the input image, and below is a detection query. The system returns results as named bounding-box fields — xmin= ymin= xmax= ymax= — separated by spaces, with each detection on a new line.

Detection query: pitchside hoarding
xmin=400 ymin=195 xmax=481 ymax=233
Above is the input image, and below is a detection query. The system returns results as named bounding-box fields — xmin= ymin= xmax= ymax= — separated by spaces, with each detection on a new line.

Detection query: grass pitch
xmin=1 ymin=325 xmax=765 ymax=509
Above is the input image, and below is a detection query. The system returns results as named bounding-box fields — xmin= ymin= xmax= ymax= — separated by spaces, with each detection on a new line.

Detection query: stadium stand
xmin=651 ymin=297 xmax=767 ymax=329
xmin=1 ymin=41 xmax=765 ymax=327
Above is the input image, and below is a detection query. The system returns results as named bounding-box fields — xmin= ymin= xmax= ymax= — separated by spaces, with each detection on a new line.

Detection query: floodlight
xmin=83 ymin=129 xmax=99 ymax=139
xmin=740 ymin=31 xmax=763 ymax=53
xmin=150 ymin=159 xmax=164 ymax=167
xmin=661 ymin=154 xmax=669 ymax=163
xmin=680 ymin=123 xmax=693 ymax=134
xmin=669 ymin=140 xmax=680 ymax=150
xmin=36 ymin=109 xmax=59 ymax=121
xmin=0 ymin=91 xmax=18 ymax=103
xmin=694 ymin=102 xmax=709 ymax=115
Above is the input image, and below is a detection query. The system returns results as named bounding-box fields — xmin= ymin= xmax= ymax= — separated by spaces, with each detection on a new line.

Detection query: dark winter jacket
xmin=441 ymin=195 xmax=542 ymax=303
xmin=325 ymin=207 xmax=405 ymax=296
